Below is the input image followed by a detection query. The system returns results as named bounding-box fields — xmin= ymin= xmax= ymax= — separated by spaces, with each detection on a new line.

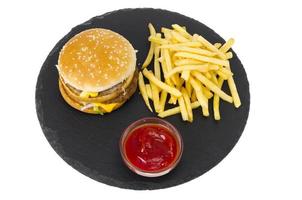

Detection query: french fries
xmin=140 ymin=23 xmax=241 ymax=122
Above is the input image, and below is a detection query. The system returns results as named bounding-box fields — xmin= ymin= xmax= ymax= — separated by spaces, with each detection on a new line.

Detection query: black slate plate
xmin=36 ymin=8 xmax=250 ymax=190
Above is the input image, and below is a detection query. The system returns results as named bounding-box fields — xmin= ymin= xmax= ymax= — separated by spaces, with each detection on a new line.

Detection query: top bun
xmin=58 ymin=28 xmax=136 ymax=92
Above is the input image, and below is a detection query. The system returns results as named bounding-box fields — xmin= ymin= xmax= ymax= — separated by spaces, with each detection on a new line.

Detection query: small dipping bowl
xmin=120 ymin=117 xmax=183 ymax=177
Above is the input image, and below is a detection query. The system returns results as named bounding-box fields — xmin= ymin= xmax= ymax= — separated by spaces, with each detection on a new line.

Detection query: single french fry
xmin=174 ymin=52 xmax=230 ymax=67
xmin=216 ymin=70 xmax=228 ymax=80
xmin=219 ymin=67 xmax=233 ymax=77
xmin=201 ymin=96 xmax=209 ymax=116
xmin=193 ymin=78 xmax=209 ymax=116
xmin=227 ymin=75 xmax=241 ymax=108
xmin=191 ymin=71 xmax=233 ymax=103
xmin=185 ymin=80 xmax=192 ymax=97
xmin=143 ymin=69 xmax=182 ymax=97
xmin=196 ymin=91 xmax=208 ymax=111
xmin=159 ymin=90 xmax=168 ymax=112
xmin=220 ymin=38 xmax=235 ymax=53
xmin=154 ymin=34 xmax=162 ymax=81
xmin=148 ymin=23 xmax=156 ymax=35
xmin=210 ymin=71 xmax=218 ymax=85
xmin=148 ymin=36 xmax=169 ymax=45
xmin=163 ymin=49 xmax=173 ymax=72
xmin=165 ymin=90 xmax=176 ymax=104
xmin=168 ymin=76 xmax=179 ymax=105
xmin=174 ymin=58 xmax=204 ymax=66
xmin=213 ymin=76 xmax=224 ymax=120
xmin=171 ymin=30 xmax=190 ymax=43
xmin=160 ymin=42 xmax=203 ymax=49
xmin=161 ymin=27 xmax=172 ymax=32
xmin=181 ymin=88 xmax=193 ymax=122
xmin=178 ymin=96 xmax=189 ymax=121
xmin=161 ymin=27 xmax=172 ymax=40
xmin=145 ymin=84 xmax=153 ymax=99
xmin=214 ymin=43 xmax=222 ymax=48
xmin=192 ymin=34 xmax=200 ymax=42
xmin=172 ymin=24 xmax=192 ymax=39
xmin=189 ymin=77 xmax=208 ymax=109
xmin=178 ymin=77 xmax=185 ymax=88
xmin=191 ymin=90 xmax=197 ymax=102
xmin=168 ymin=96 xmax=178 ymax=104
xmin=204 ymin=71 xmax=212 ymax=79
xmin=225 ymin=52 xmax=233 ymax=59
xmin=201 ymin=85 xmax=213 ymax=99
xmin=219 ymin=38 xmax=241 ymax=108
xmin=181 ymin=70 xmax=190 ymax=81
xmin=142 ymin=23 xmax=156 ymax=68
xmin=189 ymin=77 xmax=201 ymax=91
xmin=150 ymin=82 xmax=160 ymax=112
xmin=168 ymin=46 xmax=216 ymax=57
xmin=160 ymin=55 xmax=168 ymax=78
xmin=158 ymin=101 xmax=200 ymax=118
xmin=154 ymin=47 xmax=161 ymax=80
xmin=138 ymin=72 xmax=153 ymax=112
xmin=209 ymin=65 xmax=220 ymax=70
xmin=163 ymin=49 xmax=178 ymax=85
xmin=194 ymin=34 xmax=227 ymax=59
xmin=166 ymin=64 xmax=209 ymax=78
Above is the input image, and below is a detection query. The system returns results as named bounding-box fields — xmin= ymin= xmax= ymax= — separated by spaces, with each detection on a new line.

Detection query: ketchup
xmin=124 ymin=124 xmax=179 ymax=172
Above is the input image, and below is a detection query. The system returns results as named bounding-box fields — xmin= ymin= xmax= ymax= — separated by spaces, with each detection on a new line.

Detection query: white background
xmin=1 ymin=0 xmax=301 ymax=199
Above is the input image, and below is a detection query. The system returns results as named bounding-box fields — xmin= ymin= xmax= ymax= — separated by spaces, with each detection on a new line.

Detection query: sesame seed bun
xmin=58 ymin=28 xmax=136 ymax=92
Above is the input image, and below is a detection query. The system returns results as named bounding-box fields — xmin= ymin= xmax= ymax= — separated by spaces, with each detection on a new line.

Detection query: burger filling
xmin=60 ymin=69 xmax=138 ymax=113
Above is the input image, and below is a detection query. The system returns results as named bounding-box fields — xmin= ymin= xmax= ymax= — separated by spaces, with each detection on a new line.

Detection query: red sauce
xmin=124 ymin=124 xmax=179 ymax=172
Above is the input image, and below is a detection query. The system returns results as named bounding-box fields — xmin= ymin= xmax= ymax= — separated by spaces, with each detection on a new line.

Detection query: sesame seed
xmin=81 ymin=47 xmax=88 ymax=52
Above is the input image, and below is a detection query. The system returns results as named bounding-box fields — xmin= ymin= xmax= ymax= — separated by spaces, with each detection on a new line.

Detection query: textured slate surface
xmin=35 ymin=8 xmax=250 ymax=190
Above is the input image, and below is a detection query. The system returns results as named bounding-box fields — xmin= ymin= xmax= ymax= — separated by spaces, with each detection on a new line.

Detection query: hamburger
xmin=57 ymin=28 xmax=138 ymax=114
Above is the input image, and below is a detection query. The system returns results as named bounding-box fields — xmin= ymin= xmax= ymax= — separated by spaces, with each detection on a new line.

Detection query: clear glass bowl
xmin=120 ymin=117 xmax=183 ymax=177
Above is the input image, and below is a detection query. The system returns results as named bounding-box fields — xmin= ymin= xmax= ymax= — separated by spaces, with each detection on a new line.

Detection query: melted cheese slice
xmin=94 ymin=103 xmax=117 ymax=113
xmin=80 ymin=91 xmax=99 ymax=98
